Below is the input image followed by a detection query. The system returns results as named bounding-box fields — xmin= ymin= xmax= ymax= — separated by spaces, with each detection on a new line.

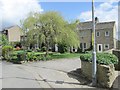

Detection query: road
xmin=1 ymin=58 xmax=119 ymax=89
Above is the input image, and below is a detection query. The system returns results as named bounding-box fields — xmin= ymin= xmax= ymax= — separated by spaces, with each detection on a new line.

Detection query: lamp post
xmin=92 ymin=0 xmax=97 ymax=86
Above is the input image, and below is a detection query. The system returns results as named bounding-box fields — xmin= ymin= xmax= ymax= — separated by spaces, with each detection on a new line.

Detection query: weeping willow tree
xmin=57 ymin=20 xmax=80 ymax=53
xmin=22 ymin=11 xmax=80 ymax=56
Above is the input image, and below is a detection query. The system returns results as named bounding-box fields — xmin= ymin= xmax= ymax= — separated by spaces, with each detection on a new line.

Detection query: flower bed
xmin=80 ymin=53 xmax=118 ymax=65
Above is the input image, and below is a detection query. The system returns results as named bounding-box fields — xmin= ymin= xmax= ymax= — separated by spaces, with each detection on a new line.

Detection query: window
xmin=80 ymin=43 xmax=82 ymax=49
xmin=80 ymin=43 xmax=87 ymax=49
xmin=96 ymin=31 xmax=100 ymax=37
xmin=84 ymin=43 xmax=87 ymax=49
xmin=105 ymin=31 xmax=109 ymax=36
xmin=104 ymin=44 xmax=109 ymax=49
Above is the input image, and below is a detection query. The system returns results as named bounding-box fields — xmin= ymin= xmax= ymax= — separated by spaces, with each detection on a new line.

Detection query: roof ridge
xmin=79 ymin=21 xmax=115 ymax=24
xmin=4 ymin=25 xmax=20 ymax=30
xmin=97 ymin=21 xmax=115 ymax=24
xmin=80 ymin=21 xmax=92 ymax=23
xmin=78 ymin=20 xmax=115 ymax=30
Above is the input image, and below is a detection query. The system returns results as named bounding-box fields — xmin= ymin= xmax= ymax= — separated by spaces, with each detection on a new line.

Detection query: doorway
xmin=97 ymin=44 xmax=103 ymax=52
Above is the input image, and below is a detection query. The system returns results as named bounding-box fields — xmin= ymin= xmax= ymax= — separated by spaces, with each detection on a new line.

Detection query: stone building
xmin=77 ymin=19 xmax=116 ymax=52
xmin=2 ymin=25 xmax=23 ymax=43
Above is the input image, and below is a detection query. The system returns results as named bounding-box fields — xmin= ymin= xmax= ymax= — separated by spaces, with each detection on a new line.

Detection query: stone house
xmin=77 ymin=20 xmax=116 ymax=52
xmin=2 ymin=25 xmax=23 ymax=43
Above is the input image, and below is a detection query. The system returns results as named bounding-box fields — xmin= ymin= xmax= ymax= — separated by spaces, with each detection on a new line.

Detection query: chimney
xmin=95 ymin=17 xmax=99 ymax=24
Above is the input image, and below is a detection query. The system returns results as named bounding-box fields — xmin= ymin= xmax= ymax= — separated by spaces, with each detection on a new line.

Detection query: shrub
xmin=32 ymin=55 xmax=37 ymax=61
xmin=27 ymin=49 xmax=32 ymax=52
xmin=26 ymin=52 xmax=40 ymax=61
xmin=2 ymin=45 xmax=13 ymax=60
xmin=10 ymin=55 xmax=17 ymax=60
xmin=58 ymin=44 xmax=68 ymax=53
xmin=17 ymin=51 xmax=27 ymax=61
xmin=9 ymin=54 xmax=18 ymax=62
xmin=26 ymin=52 xmax=52 ymax=61
xmin=9 ymin=51 xmax=52 ymax=62
xmin=36 ymin=48 xmax=41 ymax=52
xmin=77 ymin=48 xmax=82 ymax=53
xmin=9 ymin=50 xmax=27 ymax=62
xmin=80 ymin=54 xmax=92 ymax=62
xmin=41 ymin=46 xmax=46 ymax=52
xmin=26 ymin=52 xmax=34 ymax=61
xmin=80 ymin=53 xmax=118 ymax=65
xmin=41 ymin=55 xmax=52 ymax=61
xmin=36 ymin=56 xmax=42 ymax=61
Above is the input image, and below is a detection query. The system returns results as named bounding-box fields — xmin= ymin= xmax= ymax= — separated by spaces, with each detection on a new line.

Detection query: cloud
xmin=1 ymin=0 xmax=43 ymax=28
xmin=79 ymin=2 xmax=118 ymax=22
xmin=78 ymin=2 xmax=118 ymax=39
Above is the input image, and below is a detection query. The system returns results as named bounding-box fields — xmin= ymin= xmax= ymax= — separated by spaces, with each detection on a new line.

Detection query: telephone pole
xmin=92 ymin=0 xmax=97 ymax=86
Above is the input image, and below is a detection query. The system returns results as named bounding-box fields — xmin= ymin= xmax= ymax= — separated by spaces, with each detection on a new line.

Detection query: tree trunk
xmin=45 ymin=37 xmax=49 ymax=57
xmin=45 ymin=44 xmax=49 ymax=57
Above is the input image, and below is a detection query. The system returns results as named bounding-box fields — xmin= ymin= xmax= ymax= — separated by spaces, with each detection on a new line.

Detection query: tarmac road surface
xmin=1 ymin=58 xmax=119 ymax=89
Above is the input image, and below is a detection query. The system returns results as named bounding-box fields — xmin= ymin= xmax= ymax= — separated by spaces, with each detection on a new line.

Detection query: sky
xmin=0 ymin=0 xmax=119 ymax=39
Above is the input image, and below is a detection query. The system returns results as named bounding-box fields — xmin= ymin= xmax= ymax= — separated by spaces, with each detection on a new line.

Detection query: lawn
xmin=12 ymin=50 xmax=45 ymax=55
xmin=50 ymin=53 xmax=80 ymax=59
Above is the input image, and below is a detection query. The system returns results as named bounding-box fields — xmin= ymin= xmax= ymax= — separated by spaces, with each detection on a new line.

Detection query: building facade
xmin=77 ymin=20 xmax=116 ymax=52
xmin=2 ymin=25 xmax=23 ymax=43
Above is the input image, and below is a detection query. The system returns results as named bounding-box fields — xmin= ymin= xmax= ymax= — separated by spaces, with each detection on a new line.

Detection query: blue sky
xmin=40 ymin=2 xmax=104 ymax=22
xmin=1 ymin=0 xmax=118 ymax=29
xmin=40 ymin=2 xmax=97 ymax=21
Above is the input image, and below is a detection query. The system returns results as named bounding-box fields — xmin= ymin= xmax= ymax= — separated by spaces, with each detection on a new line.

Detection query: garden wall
xmin=112 ymin=50 xmax=120 ymax=70
xmin=81 ymin=61 xmax=116 ymax=88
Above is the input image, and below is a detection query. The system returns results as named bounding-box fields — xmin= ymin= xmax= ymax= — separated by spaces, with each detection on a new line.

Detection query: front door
xmin=97 ymin=44 xmax=103 ymax=52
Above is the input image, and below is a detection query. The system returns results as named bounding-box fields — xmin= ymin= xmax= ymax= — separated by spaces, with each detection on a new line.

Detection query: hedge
xmin=26 ymin=52 xmax=52 ymax=61
xmin=9 ymin=51 xmax=52 ymax=63
xmin=80 ymin=53 xmax=118 ymax=65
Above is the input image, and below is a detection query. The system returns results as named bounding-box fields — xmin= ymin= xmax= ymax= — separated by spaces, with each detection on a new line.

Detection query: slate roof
xmin=77 ymin=21 xmax=115 ymax=30
xmin=3 ymin=25 xmax=20 ymax=31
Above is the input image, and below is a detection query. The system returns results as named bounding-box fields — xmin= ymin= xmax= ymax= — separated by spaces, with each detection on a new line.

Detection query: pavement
xmin=1 ymin=58 xmax=119 ymax=89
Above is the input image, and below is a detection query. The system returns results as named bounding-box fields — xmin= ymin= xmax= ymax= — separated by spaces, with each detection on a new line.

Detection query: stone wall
xmin=81 ymin=61 xmax=116 ymax=88
xmin=113 ymin=50 xmax=120 ymax=70
xmin=116 ymin=40 xmax=120 ymax=50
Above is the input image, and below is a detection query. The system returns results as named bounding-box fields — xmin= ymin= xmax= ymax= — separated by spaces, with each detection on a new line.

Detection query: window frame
xmin=80 ymin=43 xmax=82 ymax=49
xmin=96 ymin=31 xmax=100 ymax=37
xmin=80 ymin=43 xmax=87 ymax=49
xmin=105 ymin=31 xmax=110 ymax=36
xmin=84 ymin=43 xmax=87 ymax=49
xmin=104 ymin=44 xmax=109 ymax=49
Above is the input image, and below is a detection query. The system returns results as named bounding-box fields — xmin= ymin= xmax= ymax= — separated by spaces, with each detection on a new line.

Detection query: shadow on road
xmin=68 ymin=68 xmax=120 ymax=90
xmin=111 ymin=74 xmax=120 ymax=89
xmin=67 ymin=68 xmax=91 ymax=86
